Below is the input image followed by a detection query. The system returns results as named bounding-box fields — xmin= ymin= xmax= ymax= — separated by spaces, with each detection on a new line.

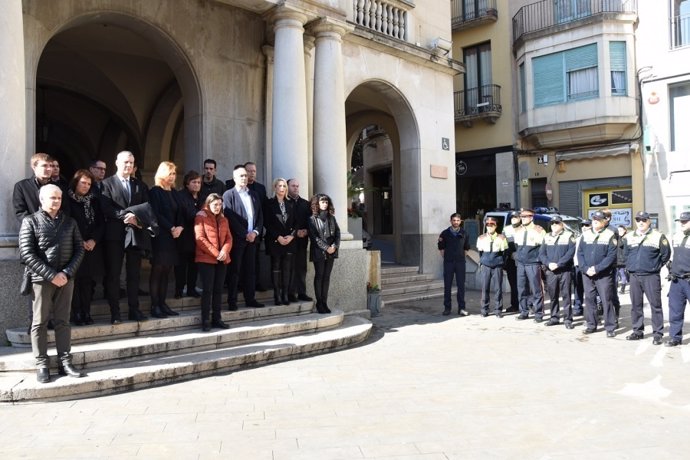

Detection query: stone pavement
xmin=2 ymin=288 xmax=690 ymax=459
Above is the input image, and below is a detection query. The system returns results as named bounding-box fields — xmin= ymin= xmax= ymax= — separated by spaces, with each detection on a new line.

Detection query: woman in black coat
xmin=174 ymin=170 xmax=203 ymax=298
xmin=308 ymin=193 xmax=340 ymax=314
xmin=264 ymin=178 xmax=296 ymax=305
xmin=148 ymin=161 xmax=185 ymax=318
xmin=66 ymin=169 xmax=105 ymax=325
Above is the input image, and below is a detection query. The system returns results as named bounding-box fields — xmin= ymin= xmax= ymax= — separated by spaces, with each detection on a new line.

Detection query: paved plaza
xmin=2 ymin=289 xmax=690 ymax=459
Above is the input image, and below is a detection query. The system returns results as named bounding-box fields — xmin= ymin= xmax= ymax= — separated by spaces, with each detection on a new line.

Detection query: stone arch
xmin=345 ymin=79 xmax=422 ymax=266
xmin=27 ymin=9 xmax=202 ymax=179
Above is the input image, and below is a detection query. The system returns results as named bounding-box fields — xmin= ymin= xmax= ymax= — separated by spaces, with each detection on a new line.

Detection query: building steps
xmin=379 ymin=265 xmax=453 ymax=307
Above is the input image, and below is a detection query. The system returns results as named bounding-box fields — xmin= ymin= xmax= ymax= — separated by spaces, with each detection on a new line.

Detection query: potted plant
xmin=367 ymin=282 xmax=381 ymax=317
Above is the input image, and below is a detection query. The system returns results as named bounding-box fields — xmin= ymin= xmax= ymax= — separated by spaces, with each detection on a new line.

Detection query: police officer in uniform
xmin=667 ymin=211 xmax=690 ymax=347
xmin=577 ymin=211 xmax=618 ymax=337
xmin=502 ymin=211 xmax=521 ymax=313
xmin=477 ymin=216 xmax=508 ymax=318
xmin=623 ymin=211 xmax=671 ymax=345
xmin=514 ymin=208 xmax=546 ymax=322
xmin=539 ymin=215 xmax=576 ymax=328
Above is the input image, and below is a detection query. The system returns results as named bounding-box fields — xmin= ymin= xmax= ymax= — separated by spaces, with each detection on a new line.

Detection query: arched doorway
xmin=345 ymin=80 xmax=420 ymax=266
xmin=33 ymin=14 xmax=201 ymax=182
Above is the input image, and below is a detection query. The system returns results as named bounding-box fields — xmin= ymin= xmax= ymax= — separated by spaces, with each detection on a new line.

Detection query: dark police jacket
xmin=577 ymin=227 xmax=617 ymax=277
xmin=438 ymin=227 xmax=470 ymax=264
xmin=539 ymin=229 xmax=576 ymax=273
xmin=514 ymin=222 xmax=545 ymax=265
xmin=670 ymin=231 xmax=690 ymax=277
xmin=623 ymin=229 xmax=671 ymax=274
xmin=19 ymin=210 xmax=84 ymax=283
xmin=477 ymin=232 xmax=507 ymax=268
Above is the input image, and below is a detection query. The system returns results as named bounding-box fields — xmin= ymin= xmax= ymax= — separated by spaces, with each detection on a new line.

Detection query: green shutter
xmin=533 ymin=53 xmax=565 ymax=106
xmin=609 ymin=41 xmax=626 ymax=71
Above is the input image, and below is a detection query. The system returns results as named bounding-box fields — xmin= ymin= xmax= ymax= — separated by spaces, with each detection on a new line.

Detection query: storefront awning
xmin=555 ymin=142 xmax=638 ymax=162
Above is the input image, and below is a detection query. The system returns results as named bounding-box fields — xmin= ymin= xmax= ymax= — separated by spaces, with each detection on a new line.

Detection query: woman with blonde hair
xmin=195 ymin=193 xmax=232 ymax=331
xmin=148 ymin=161 xmax=184 ymax=318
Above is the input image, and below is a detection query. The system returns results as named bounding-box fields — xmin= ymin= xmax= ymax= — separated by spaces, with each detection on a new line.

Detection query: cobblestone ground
xmin=2 ymin=289 xmax=690 ymax=459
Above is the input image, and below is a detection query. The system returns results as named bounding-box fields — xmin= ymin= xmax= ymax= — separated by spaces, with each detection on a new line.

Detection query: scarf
xmin=68 ymin=189 xmax=95 ymax=225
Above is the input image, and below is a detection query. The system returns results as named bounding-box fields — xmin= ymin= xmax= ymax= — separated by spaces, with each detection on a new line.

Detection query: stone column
xmin=310 ymin=18 xmax=353 ymax=237
xmin=271 ymin=8 xmax=309 ymax=184
xmin=303 ymin=36 xmax=315 ymax=198
xmin=0 ymin=0 xmax=27 ymax=245
xmin=262 ymin=45 xmax=274 ymax=181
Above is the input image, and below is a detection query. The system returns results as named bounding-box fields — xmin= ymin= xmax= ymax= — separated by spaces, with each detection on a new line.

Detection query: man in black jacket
xmin=100 ymin=151 xmax=149 ymax=324
xmin=19 ymin=184 xmax=85 ymax=383
xmin=287 ymin=178 xmax=313 ymax=302
xmin=13 ymin=152 xmax=56 ymax=223
xmin=438 ymin=213 xmax=470 ymax=316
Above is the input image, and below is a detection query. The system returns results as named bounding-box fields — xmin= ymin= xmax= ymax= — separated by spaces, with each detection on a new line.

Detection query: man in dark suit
xmin=223 ymin=165 xmax=264 ymax=310
xmin=88 ymin=159 xmax=107 ymax=195
xmin=13 ymin=152 xmax=57 ymax=223
xmin=100 ymin=151 xmax=149 ymax=324
xmin=287 ymin=178 xmax=313 ymax=302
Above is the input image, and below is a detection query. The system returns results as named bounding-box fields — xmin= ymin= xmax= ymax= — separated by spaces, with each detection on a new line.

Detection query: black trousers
xmin=71 ymin=275 xmax=94 ymax=320
xmin=227 ymin=240 xmax=257 ymax=306
xmin=572 ymin=266 xmax=584 ymax=312
xmin=199 ymin=262 xmax=227 ymax=322
xmin=583 ymin=273 xmax=616 ymax=332
xmin=104 ymin=240 xmax=142 ymax=317
xmin=629 ymin=272 xmax=664 ymax=337
xmin=174 ymin=250 xmax=198 ymax=294
xmin=290 ymin=237 xmax=309 ymax=296
xmin=443 ymin=260 xmax=466 ymax=310
xmin=504 ymin=258 xmax=519 ymax=309
xmin=517 ymin=263 xmax=544 ymax=318
xmin=480 ymin=265 xmax=503 ymax=314
xmin=313 ymin=257 xmax=335 ymax=307
xmin=149 ymin=263 xmax=173 ymax=308
xmin=545 ymin=269 xmax=572 ymax=322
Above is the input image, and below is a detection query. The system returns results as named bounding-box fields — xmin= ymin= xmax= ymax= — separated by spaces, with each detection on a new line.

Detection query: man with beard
xmin=438 ymin=213 xmax=470 ymax=316
xmin=477 ymin=216 xmax=508 ymax=318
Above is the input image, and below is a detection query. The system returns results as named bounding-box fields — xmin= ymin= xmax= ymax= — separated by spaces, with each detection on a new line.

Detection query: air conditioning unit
xmin=430 ymin=37 xmax=452 ymax=56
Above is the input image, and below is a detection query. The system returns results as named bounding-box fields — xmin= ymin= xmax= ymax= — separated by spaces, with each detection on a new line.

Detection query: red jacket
xmin=194 ymin=209 xmax=232 ymax=265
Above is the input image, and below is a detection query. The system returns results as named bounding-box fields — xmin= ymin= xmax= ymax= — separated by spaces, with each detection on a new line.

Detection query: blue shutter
xmin=609 ymin=41 xmax=626 ymax=71
xmin=519 ymin=62 xmax=527 ymax=112
xmin=565 ymin=43 xmax=597 ymax=71
xmin=533 ymin=53 xmax=564 ymax=106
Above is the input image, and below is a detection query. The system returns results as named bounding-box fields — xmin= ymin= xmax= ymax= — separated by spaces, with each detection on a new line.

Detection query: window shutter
xmin=609 ymin=41 xmax=626 ymax=71
xmin=565 ymin=43 xmax=597 ymax=71
xmin=533 ymin=53 xmax=564 ymax=106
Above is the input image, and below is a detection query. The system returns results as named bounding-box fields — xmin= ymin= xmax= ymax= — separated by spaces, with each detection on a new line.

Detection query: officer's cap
xmin=591 ymin=211 xmax=606 ymax=221
xmin=519 ymin=208 xmax=535 ymax=217
xmin=635 ymin=211 xmax=650 ymax=221
xmin=676 ymin=211 xmax=690 ymax=222
xmin=581 ymin=219 xmax=592 ymax=226
xmin=510 ymin=211 xmax=520 ymax=218
xmin=485 ymin=217 xmax=497 ymax=225
xmin=550 ymin=215 xmax=563 ymax=224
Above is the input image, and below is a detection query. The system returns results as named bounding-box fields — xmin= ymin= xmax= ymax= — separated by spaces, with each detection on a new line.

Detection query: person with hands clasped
xmin=308 ymin=194 xmax=340 ymax=314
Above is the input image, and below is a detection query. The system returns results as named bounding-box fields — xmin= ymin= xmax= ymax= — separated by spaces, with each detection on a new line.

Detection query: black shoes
xmin=582 ymin=328 xmax=597 ymax=334
xmin=545 ymin=318 xmax=559 ymax=326
xmin=515 ymin=313 xmax=529 ymax=321
xmin=228 ymin=303 xmax=238 ymax=311
xmin=626 ymin=332 xmax=644 ymax=341
xmin=150 ymin=305 xmax=168 ymax=318
xmin=533 ymin=317 xmax=544 ymax=323
xmin=160 ymin=304 xmax=179 ymax=316
xmin=442 ymin=308 xmax=451 ymax=316
xmin=59 ymin=363 xmax=86 ymax=378
xmin=288 ymin=294 xmax=299 ymax=303
xmin=606 ymin=331 xmax=616 ymax=338
xmin=128 ymin=309 xmax=148 ymax=321
xmin=211 ymin=320 xmax=230 ymax=329
xmin=495 ymin=311 xmax=503 ymax=318
xmin=666 ymin=339 xmax=682 ymax=347
xmin=111 ymin=314 xmax=122 ymax=325
xmin=187 ymin=289 xmax=201 ymax=298
xmin=505 ymin=306 xmax=519 ymax=313
xmin=246 ymin=300 xmax=265 ymax=308
xmin=653 ymin=336 xmax=663 ymax=346
xmin=37 ymin=368 xmax=50 ymax=383
xmin=298 ymin=294 xmax=313 ymax=301
xmin=174 ymin=291 xmax=183 ymax=299
xmin=481 ymin=311 xmax=489 ymax=317
xmin=565 ymin=322 xmax=575 ymax=329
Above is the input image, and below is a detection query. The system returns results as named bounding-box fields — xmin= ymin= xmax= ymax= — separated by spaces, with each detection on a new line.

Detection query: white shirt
xmin=237 ymin=187 xmax=255 ymax=233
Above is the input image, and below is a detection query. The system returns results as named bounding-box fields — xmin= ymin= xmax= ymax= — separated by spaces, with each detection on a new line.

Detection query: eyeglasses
xmin=485 ymin=223 xmax=496 ymax=227
xmin=635 ymin=218 xmax=648 ymax=223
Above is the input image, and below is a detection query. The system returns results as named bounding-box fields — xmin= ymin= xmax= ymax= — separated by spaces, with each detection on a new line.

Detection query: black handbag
xmin=19 ymin=267 xmax=32 ymax=296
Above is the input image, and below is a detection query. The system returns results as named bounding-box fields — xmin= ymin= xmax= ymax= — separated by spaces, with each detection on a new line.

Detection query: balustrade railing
xmin=353 ymin=0 xmax=407 ymax=40
xmin=454 ymin=84 xmax=502 ymax=121
xmin=671 ymin=13 xmax=690 ymax=48
xmin=451 ymin=0 xmax=498 ymax=29
xmin=513 ymin=0 xmax=637 ymax=43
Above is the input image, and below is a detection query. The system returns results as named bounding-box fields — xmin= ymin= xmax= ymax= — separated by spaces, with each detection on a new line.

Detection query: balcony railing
xmin=454 ymin=84 xmax=502 ymax=126
xmin=353 ymin=0 xmax=408 ymax=40
xmin=671 ymin=13 xmax=690 ymax=48
xmin=451 ymin=0 xmax=498 ymax=30
xmin=513 ymin=0 xmax=637 ymax=43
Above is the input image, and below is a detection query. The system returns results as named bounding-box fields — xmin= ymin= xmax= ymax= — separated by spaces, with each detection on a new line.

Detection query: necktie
xmin=123 ymin=178 xmax=131 ymax=203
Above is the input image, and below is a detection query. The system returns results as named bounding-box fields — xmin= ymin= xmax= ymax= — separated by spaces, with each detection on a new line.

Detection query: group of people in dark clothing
xmin=15 ymin=151 xmax=342 ymax=383
xmin=470 ymin=207 xmax=690 ymax=347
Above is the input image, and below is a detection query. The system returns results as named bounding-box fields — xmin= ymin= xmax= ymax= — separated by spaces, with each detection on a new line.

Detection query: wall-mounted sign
xmin=442 ymin=137 xmax=450 ymax=150
xmin=589 ymin=193 xmax=609 ymax=207
xmin=456 ymin=160 xmax=467 ymax=176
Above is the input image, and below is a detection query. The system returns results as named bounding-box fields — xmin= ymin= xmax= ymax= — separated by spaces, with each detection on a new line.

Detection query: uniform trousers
xmin=480 ymin=265 xmax=503 ymax=314
xmin=572 ymin=266 xmax=584 ymax=313
xmin=517 ymin=263 xmax=544 ymax=318
xmin=629 ymin=272 xmax=664 ymax=337
xmin=443 ymin=260 xmax=466 ymax=310
xmin=545 ymin=270 xmax=572 ymax=322
xmin=668 ymin=278 xmax=690 ymax=341
xmin=31 ymin=280 xmax=74 ymax=368
xmin=504 ymin=258 xmax=519 ymax=309
xmin=583 ymin=273 xmax=616 ymax=332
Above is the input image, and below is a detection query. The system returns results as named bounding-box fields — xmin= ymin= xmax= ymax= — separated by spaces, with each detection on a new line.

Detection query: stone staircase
xmin=380 ymin=264 xmax=452 ymax=306
xmin=0 ymin=293 xmax=371 ymax=402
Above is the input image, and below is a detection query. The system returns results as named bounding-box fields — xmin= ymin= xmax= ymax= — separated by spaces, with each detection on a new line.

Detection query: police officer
xmin=438 ymin=213 xmax=470 ymax=316
xmin=577 ymin=211 xmax=618 ymax=337
xmin=514 ymin=208 xmax=546 ymax=322
xmin=623 ymin=211 xmax=671 ymax=345
xmin=502 ymin=211 xmax=521 ymax=313
xmin=477 ymin=216 xmax=508 ymax=318
xmin=539 ymin=215 xmax=576 ymax=328
xmin=667 ymin=211 xmax=690 ymax=347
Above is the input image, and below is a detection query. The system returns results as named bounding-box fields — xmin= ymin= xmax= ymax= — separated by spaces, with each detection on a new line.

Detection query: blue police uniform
xmin=514 ymin=220 xmax=545 ymax=320
xmin=623 ymin=228 xmax=671 ymax=340
xmin=477 ymin=231 xmax=508 ymax=316
xmin=667 ymin=217 xmax=690 ymax=345
xmin=577 ymin=223 xmax=617 ymax=333
xmin=539 ymin=227 xmax=576 ymax=326
xmin=438 ymin=225 xmax=470 ymax=314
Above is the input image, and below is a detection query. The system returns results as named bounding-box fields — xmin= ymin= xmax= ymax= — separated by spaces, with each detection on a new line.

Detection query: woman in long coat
xmin=264 ymin=178 xmax=296 ymax=306
xmin=308 ymin=193 xmax=340 ymax=314
xmin=175 ymin=170 xmax=203 ymax=298
xmin=66 ymin=169 xmax=105 ymax=325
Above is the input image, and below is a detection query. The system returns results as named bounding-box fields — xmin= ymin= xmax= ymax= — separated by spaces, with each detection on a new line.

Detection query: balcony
xmin=352 ymin=0 xmax=411 ymax=41
xmin=671 ymin=13 xmax=690 ymax=49
xmin=454 ymin=84 xmax=502 ymax=127
xmin=451 ymin=0 xmax=498 ymax=31
xmin=513 ymin=0 xmax=637 ymax=44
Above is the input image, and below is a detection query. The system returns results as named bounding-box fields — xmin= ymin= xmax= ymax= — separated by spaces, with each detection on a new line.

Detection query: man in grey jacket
xmin=19 ymin=184 xmax=86 ymax=383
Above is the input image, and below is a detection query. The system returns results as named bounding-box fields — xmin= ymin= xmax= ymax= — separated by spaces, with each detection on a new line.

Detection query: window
xmin=672 ymin=0 xmax=690 ymax=48
xmin=463 ymin=42 xmax=492 ymax=112
xmin=555 ymin=0 xmax=591 ymax=23
xmin=610 ymin=41 xmax=627 ymax=96
xmin=533 ymin=43 xmax=598 ymax=107
xmin=670 ymin=82 xmax=690 ymax=151
xmin=519 ymin=62 xmax=527 ymax=113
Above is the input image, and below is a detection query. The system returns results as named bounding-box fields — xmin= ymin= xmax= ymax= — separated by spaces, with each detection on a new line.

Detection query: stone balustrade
xmin=353 ymin=0 xmax=407 ymax=40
